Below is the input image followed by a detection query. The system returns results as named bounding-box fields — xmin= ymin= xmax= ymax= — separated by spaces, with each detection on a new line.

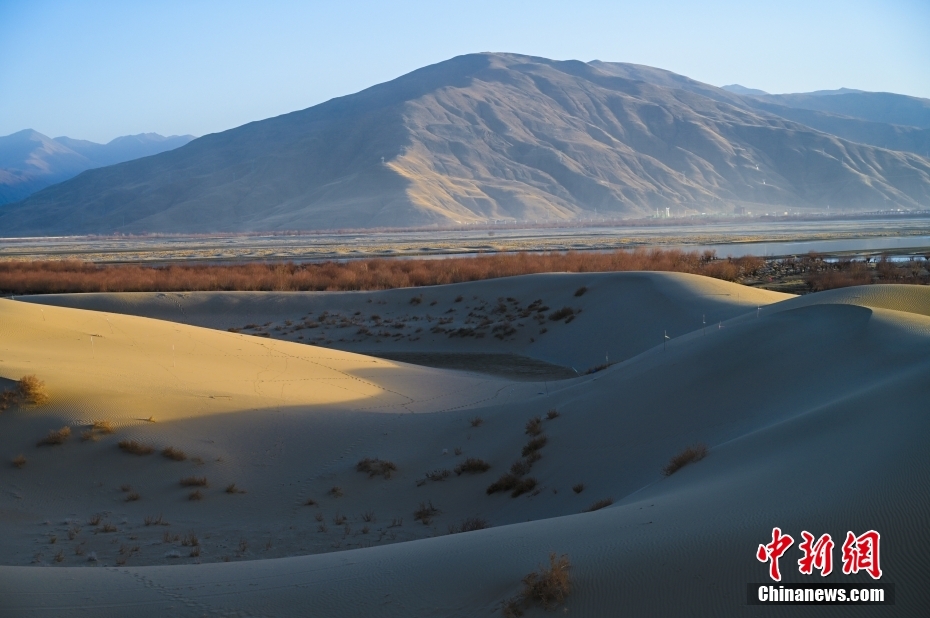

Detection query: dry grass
xmin=548 ymin=307 xmax=575 ymax=321
xmin=449 ymin=517 xmax=490 ymax=534
xmin=486 ymin=474 xmax=519 ymax=495
xmin=0 ymin=249 xmax=772 ymax=295
xmin=454 ymin=458 xmax=491 ymax=475
xmin=162 ymin=446 xmax=187 ymax=461
xmin=37 ymin=426 xmax=71 ymax=446
xmin=181 ymin=532 xmax=199 ymax=547
xmin=583 ymin=498 xmax=613 ymax=512
xmin=413 ymin=501 xmax=440 ymax=525
xmin=12 ymin=454 xmax=26 ymax=469
xmin=510 ymin=477 xmax=538 ymax=498
xmin=100 ymin=522 xmax=117 ymax=533
xmin=521 ymin=553 xmax=572 ymax=610
xmin=572 ymin=483 xmax=585 ymax=494
xmin=521 ymin=436 xmax=547 ymax=457
xmin=143 ymin=514 xmax=166 ymax=526
xmin=661 ymin=443 xmax=708 ymax=476
xmin=125 ymin=491 xmax=141 ymax=502
xmin=91 ymin=420 xmax=114 ymax=434
xmin=188 ymin=489 xmax=203 ymax=501
xmin=469 ymin=416 xmax=484 ymax=428
xmin=304 ymin=498 xmax=317 ymax=506
xmin=118 ymin=439 xmax=154 ymax=455
xmin=546 ymin=409 xmax=560 ymax=420
xmin=225 ymin=483 xmax=245 ymax=494
xmin=574 ymin=286 xmax=587 ymax=297
xmin=328 ymin=486 xmax=344 ymax=498
xmin=356 ymin=457 xmax=397 ymax=479
xmin=180 ymin=476 xmax=208 ymax=487
xmin=1 ymin=375 xmax=50 ymax=410
xmin=525 ymin=417 xmax=543 ymax=436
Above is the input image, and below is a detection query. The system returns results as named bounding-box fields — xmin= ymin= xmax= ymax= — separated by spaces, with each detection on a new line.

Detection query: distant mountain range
xmin=0 ymin=131 xmax=194 ymax=205
xmin=1 ymin=53 xmax=929 ymax=235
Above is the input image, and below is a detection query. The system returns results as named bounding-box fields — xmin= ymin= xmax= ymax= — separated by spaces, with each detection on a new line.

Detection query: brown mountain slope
xmin=2 ymin=53 xmax=929 ymax=235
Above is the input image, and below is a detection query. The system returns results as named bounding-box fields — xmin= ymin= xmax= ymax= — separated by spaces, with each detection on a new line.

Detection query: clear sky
xmin=1 ymin=0 xmax=927 ymax=143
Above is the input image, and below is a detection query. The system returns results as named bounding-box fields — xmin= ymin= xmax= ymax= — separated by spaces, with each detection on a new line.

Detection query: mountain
xmin=0 ymin=130 xmax=194 ymax=205
xmin=721 ymin=84 xmax=769 ymax=96
xmin=2 ymin=53 xmax=929 ymax=235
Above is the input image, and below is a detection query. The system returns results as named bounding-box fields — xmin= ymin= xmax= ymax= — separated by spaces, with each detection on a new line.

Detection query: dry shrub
xmin=522 ymin=553 xmax=572 ymax=608
xmin=328 ymin=486 xmax=343 ymax=498
xmin=486 ymin=474 xmax=520 ymax=495
xmin=469 ymin=416 xmax=484 ymax=428
xmin=188 ymin=489 xmax=203 ymax=501
xmin=548 ymin=307 xmax=574 ymax=321
xmin=662 ymin=443 xmax=708 ymax=476
xmin=572 ymin=483 xmax=585 ymax=494
xmin=413 ymin=501 xmax=440 ymax=525
xmin=546 ymin=409 xmax=560 ymax=420
xmin=37 ymin=426 xmax=71 ymax=446
xmin=521 ymin=435 xmax=547 ymax=457
xmin=91 ymin=420 xmax=114 ymax=434
xmin=525 ymin=417 xmax=543 ymax=436
xmin=304 ymin=498 xmax=317 ymax=506
xmin=574 ymin=286 xmax=587 ymax=297
xmin=583 ymin=498 xmax=613 ymax=512
xmin=425 ymin=469 xmax=451 ymax=482
xmin=118 ymin=439 xmax=154 ymax=455
xmin=510 ymin=477 xmax=538 ymax=498
xmin=100 ymin=522 xmax=117 ymax=533
xmin=450 ymin=517 xmax=490 ymax=534
xmin=181 ymin=533 xmax=199 ymax=547
xmin=454 ymin=458 xmax=491 ymax=475
xmin=1 ymin=375 xmax=50 ymax=410
xmin=509 ymin=460 xmax=531 ymax=476
xmin=180 ymin=476 xmax=208 ymax=487
xmin=226 ymin=483 xmax=245 ymax=494
xmin=505 ymin=553 xmax=572 ymax=615
xmin=162 ymin=446 xmax=187 ymax=461
xmin=356 ymin=457 xmax=397 ymax=479
xmin=125 ymin=492 xmax=141 ymax=502
xmin=12 ymin=454 xmax=26 ymax=468
xmin=0 ymin=249 xmax=776 ymax=295
xmin=143 ymin=514 xmax=166 ymax=526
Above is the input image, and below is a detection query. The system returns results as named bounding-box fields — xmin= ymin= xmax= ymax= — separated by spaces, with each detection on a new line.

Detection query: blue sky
xmin=1 ymin=0 xmax=927 ymax=143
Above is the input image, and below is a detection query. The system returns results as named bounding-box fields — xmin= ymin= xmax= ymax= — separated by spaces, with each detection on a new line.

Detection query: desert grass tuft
xmin=226 ymin=483 xmax=245 ymax=494
xmin=661 ymin=443 xmax=708 ymax=477
xmin=304 ymin=497 xmax=317 ymax=506
xmin=0 ymin=375 xmax=50 ymax=410
xmin=469 ymin=416 xmax=484 ymax=428
xmin=510 ymin=477 xmax=538 ymax=498
xmin=143 ymin=514 xmax=166 ymax=526
xmin=413 ymin=501 xmax=440 ymax=525
xmin=37 ymin=426 xmax=71 ymax=446
xmin=572 ymin=483 xmax=585 ymax=494
xmin=12 ymin=454 xmax=26 ymax=469
xmin=525 ymin=417 xmax=543 ymax=436
xmin=583 ymin=498 xmax=613 ymax=512
xmin=486 ymin=473 xmax=520 ymax=495
xmin=449 ymin=517 xmax=490 ymax=534
xmin=546 ymin=408 xmax=560 ymax=420
xmin=125 ymin=491 xmax=141 ymax=502
xmin=356 ymin=457 xmax=397 ymax=479
xmin=118 ymin=439 xmax=154 ymax=455
xmin=519 ymin=553 xmax=572 ymax=610
xmin=328 ymin=486 xmax=344 ymax=498
xmin=162 ymin=446 xmax=187 ymax=461
xmin=179 ymin=476 xmax=208 ymax=487
xmin=188 ymin=489 xmax=203 ymax=501
xmin=521 ymin=435 xmax=547 ymax=457
xmin=454 ymin=457 xmax=491 ymax=475
xmin=574 ymin=286 xmax=588 ymax=297
xmin=91 ymin=420 xmax=114 ymax=434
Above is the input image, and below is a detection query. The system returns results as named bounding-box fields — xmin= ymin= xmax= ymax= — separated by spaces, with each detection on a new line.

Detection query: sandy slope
xmin=2 ymin=274 xmax=929 ymax=616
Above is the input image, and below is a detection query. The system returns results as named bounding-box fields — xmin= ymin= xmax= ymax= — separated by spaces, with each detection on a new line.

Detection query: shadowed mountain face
xmin=2 ymin=53 xmax=930 ymax=235
xmin=0 ymin=130 xmax=194 ymax=206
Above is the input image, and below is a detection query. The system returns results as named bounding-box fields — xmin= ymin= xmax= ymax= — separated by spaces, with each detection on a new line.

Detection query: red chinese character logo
xmin=798 ymin=531 xmax=834 ymax=576
xmin=757 ymin=527 xmax=794 ymax=581
xmin=841 ymin=530 xmax=882 ymax=579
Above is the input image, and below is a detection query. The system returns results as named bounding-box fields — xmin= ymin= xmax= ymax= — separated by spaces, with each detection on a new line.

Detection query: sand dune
xmin=2 ymin=273 xmax=929 ymax=616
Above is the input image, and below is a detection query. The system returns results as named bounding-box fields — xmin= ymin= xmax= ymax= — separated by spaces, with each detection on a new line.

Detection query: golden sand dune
xmin=2 ymin=274 xmax=929 ymax=616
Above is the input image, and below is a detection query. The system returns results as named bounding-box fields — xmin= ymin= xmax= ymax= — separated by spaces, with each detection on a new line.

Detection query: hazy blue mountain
xmin=2 ymin=53 xmax=929 ymax=236
xmin=0 ymin=130 xmax=194 ymax=205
